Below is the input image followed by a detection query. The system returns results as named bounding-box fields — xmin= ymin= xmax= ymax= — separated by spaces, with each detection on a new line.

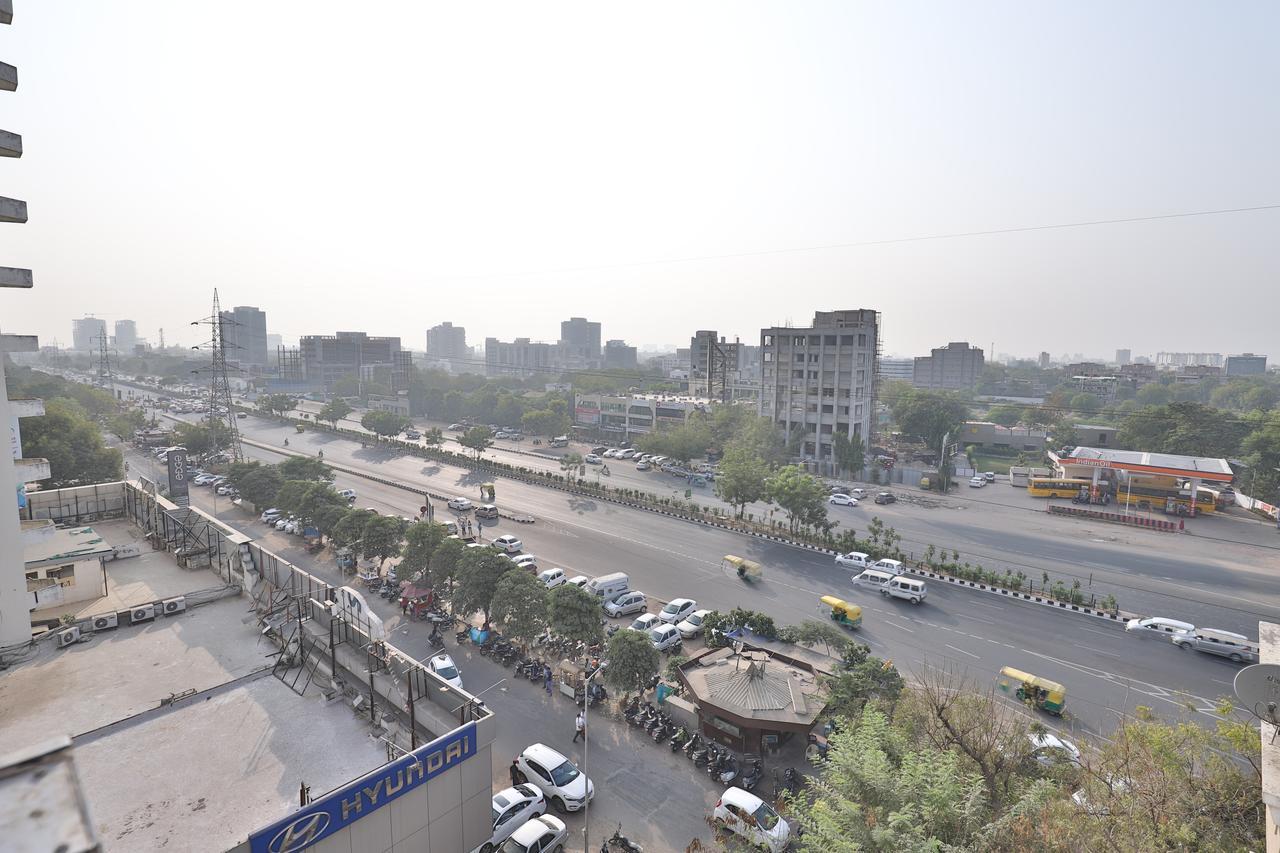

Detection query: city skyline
xmin=6 ymin=2 xmax=1279 ymax=356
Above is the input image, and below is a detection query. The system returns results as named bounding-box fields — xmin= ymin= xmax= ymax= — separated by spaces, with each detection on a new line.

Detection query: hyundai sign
xmin=249 ymin=722 xmax=476 ymax=853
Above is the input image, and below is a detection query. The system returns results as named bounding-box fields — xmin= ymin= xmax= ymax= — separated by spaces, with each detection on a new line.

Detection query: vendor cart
xmin=557 ymin=659 xmax=585 ymax=700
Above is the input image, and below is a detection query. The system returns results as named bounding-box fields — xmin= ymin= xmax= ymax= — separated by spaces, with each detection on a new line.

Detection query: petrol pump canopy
xmin=1054 ymin=447 xmax=1234 ymax=482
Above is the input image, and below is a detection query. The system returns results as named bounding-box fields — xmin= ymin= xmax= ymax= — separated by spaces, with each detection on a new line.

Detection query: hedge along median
xmin=239 ymin=411 xmax=1146 ymax=627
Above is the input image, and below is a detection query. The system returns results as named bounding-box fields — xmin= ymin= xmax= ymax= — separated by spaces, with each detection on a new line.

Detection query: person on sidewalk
xmin=510 ymin=758 xmax=521 ymax=787
xmin=573 ymin=711 xmax=586 ymax=743
xmin=544 ymin=663 xmax=554 ymax=695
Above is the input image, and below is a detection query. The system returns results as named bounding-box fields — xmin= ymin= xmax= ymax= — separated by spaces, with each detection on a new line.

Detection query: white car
xmin=428 ymin=653 xmax=463 ymax=690
xmin=583 ymin=454 xmax=603 ymax=464
xmin=493 ymin=534 xmax=523 ymax=553
xmin=511 ymin=554 xmax=539 ymax=571
xmin=1125 ymin=616 xmax=1195 ymax=637
xmin=602 ymin=449 xmax=620 ymax=458
xmin=634 ymin=461 xmax=651 ymax=471
xmin=501 ymin=814 xmax=567 ymax=853
xmin=849 ymin=487 xmax=868 ymax=499
xmin=448 ymin=497 xmax=474 ymax=511
xmin=275 ymin=517 xmax=292 ymax=531
xmin=828 ymin=493 xmax=859 ymax=506
xmin=968 ymin=476 xmax=987 ymax=488
xmin=629 ymin=613 xmax=661 ymax=633
xmin=982 ymin=472 xmax=996 ymax=482
xmin=835 ymin=552 xmax=871 ymax=570
xmin=338 ymin=488 xmax=357 ymax=501
xmin=537 ymin=568 xmax=566 ymax=589
xmin=659 ymin=598 xmax=697 ymax=624
xmin=618 ymin=449 xmax=637 ymax=459
xmin=603 ymin=591 xmax=647 ymax=618
xmin=676 ymin=608 xmax=711 ymax=639
xmin=472 ymin=784 xmax=546 ymax=853
xmin=514 ymin=744 xmax=594 ymax=814
xmin=566 ymin=575 xmax=589 ymax=588
xmin=872 ymin=559 xmax=906 ymax=575
xmin=712 ymin=786 xmax=791 ymax=853
xmin=650 ymin=623 xmax=682 ymax=652
xmin=1027 ymin=732 xmax=1081 ymax=768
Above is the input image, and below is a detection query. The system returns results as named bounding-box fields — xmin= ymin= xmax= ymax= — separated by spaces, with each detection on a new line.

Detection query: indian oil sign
xmin=249 ymin=722 xmax=476 ymax=853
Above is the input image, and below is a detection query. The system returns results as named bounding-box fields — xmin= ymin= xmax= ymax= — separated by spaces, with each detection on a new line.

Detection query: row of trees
xmin=7 ymin=365 xmax=125 ymax=488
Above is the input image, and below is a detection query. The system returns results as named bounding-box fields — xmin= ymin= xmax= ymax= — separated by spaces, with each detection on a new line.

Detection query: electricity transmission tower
xmin=192 ymin=289 xmax=243 ymax=463
xmin=706 ymin=338 xmax=732 ymax=403
xmin=94 ymin=331 xmax=116 ymax=393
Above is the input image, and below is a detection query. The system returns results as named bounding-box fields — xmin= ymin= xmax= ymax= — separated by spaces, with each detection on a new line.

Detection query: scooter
xmin=669 ymin=727 xmax=688 ymax=752
xmin=455 ymin=628 xmax=470 ymax=644
xmin=427 ymin=630 xmax=444 ymax=650
xmin=711 ymin=753 xmax=738 ymax=785
xmin=739 ymin=758 xmax=763 ymax=792
xmin=650 ymin=719 xmax=671 ymax=742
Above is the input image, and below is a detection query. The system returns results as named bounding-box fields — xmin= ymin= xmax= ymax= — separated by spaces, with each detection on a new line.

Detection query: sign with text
xmin=166 ymin=449 xmax=189 ymax=506
xmin=249 ymin=722 xmax=477 ymax=853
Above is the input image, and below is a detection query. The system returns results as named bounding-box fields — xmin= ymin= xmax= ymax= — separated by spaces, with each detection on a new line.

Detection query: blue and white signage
xmin=249 ymin=722 xmax=476 ymax=853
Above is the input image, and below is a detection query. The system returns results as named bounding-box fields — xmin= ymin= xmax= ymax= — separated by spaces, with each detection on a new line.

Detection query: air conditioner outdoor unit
xmin=57 ymin=627 xmax=81 ymax=648
xmin=130 ymin=604 xmax=156 ymax=624
xmin=162 ymin=596 xmax=186 ymax=615
xmin=92 ymin=613 xmax=118 ymax=631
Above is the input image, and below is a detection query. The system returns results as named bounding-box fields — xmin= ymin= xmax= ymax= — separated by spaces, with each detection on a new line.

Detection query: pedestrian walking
xmin=401 ymin=597 xmax=408 ymax=615
xmin=573 ymin=711 xmax=586 ymax=743
xmin=510 ymin=759 xmax=520 ymax=787
xmin=544 ymin=663 xmax=553 ymax=695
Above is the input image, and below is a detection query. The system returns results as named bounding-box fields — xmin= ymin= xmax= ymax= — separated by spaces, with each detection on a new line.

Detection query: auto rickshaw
xmin=820 ymin=595 xmax=863 ymax=629
xmin=295 ymin=423 xmax=304 ymax=433
xmin=999 ymin=666 xmax=1066 ymax=715
xmin=480 ymin=483 xmax=496 ymax=502
xmin=724 ymin=555 xmax=763 ymax=584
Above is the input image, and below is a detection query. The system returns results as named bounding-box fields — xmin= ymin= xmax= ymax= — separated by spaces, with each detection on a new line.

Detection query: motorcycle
xmin=427 ymin=629 xmax=444 ymax=650
xmin=669 ymin=727 xmax=688 ymax=752
xmin=739 ymin=758 xmax=763 ymax=792
xmin=587 ymin=682 xmax=607 ymax=708
xmin=650 ymin=719 xmax=671 ymax=742
xmin=454 ymin=628 xmax=470 ymax=644
xmin=774 ymin=767 xmax=802 ymax=797
xmin=600 ymin=824 xmax=643 ymax=853
xmin=710 ymin=753 xmax=738 ymax=785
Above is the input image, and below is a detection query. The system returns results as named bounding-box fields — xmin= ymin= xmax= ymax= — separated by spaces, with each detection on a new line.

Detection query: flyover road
xmin=195 ymin=410 xmax=1280 ymax=635
xmin=153 ymin=416 xmax=1261 ymax=745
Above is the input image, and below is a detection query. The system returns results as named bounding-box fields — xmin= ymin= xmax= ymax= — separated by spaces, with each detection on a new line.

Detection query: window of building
xmin=857 ymin=370 xmax=865 ymax=382
xmin=806 ymin=402 xmax=818 ymax=413
xmin=762 ymin=335 xmax=773 ymax=346
xmin=763 ymin=351 xmax=773 ymax=362
xmin=808 ymin=370 xmax=819 ymax=379
xmin=853 ymin=423 xmax=862 ymax=437
xmin=793 ymin=369 xmax=804 ymax=379
xmin=804 ymin=441 xmax=816 ymax=456
xmin=855 ymin=403 xmax=863 ymax=417
xmin=809 ymin=335 xmax=821 ymax=346
xmin=857 ymin=353 xmax=866 ymax=364
xmin=824 ymin=335 xmax=837 ymax=345
xmin=793 ymin=336 xmax=806 ymax=346
xmin=821 ymin=404 xmax=833 ymax=414
xmin=822 ymin=388 xmax=835 ymax=398
xmin=839 ymin=405 xmax=849 ymax=416
xmin=48 ymin=564 xmax=76 ymax=586
xmin=856 ymin=386 xmax=865 ymax=397
xmin=836 ymin=422 xmax=849 ymax=434
xmin=858 ymin=333 xmax=867 ymax=346
xmin=24 ymin=570 xmax=37 ymax=581
xmin=840 ymin=334 xmax=853 ymax=345
xmin=820 ymin=423 xmax=833 ymax=434
xmin=806 ymin=353 xmax=816 ymax=363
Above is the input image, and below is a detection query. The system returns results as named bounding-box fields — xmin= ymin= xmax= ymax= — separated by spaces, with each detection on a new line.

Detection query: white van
xmin=1125 ymin=616 xmax=1195 ymax=637
xmin=871 ymin=559 xmax=906 ymax=575
xmin=1172 ymin=628 xmax=1256 ymax=663
xmin=852 ymin=568 xmax=895 ymax=590
xmin=585 ymin=572 xmax=630 ymax=603
xmin=883 ymin=576 xmax=927 ymax=604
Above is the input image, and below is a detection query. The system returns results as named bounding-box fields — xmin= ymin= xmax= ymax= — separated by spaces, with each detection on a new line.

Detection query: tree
xmin=766 ymin=465 xmax=829 ymax=533
xmin=223 ymin=461 xmax=282 ymax=509
xmin=361 ymin=515 xmax=407 ymax=569
xmin=429 ymin=537 xmax=467 ymax=607
xmin=559 ymin=452 xmax=584 ymax=478
xmin=714 ymin=443 xmax=770 ymax=518
xmin=458 ymin=426 xmax=495 ymax=459
xmin=1241 ymin=410 xmax=1280 ymax=503
xmin=734 ymin=415 xmax=787 ymax=467
xmin=400 ymin=521 xmax=449 ymax=585
xmin=636 ymin=417 xmax=711 ymax=464
xmin=422 ymin=427 xmax=444 ymax=449
xmin=522 ymin=408 xmax=570 ymax=438
xmin=453 ymin=547 xmax=512 ymax=627
xmin=888 ymin=385 xmax=969 ymax=449
xmin=173 ymin=419 xmax=231 ymax=456
xmin=443 ymin=390 xmax=466 ymax=422
xmin=361 ymin=410 xmax=411 ymax=437
xmin=1118 ymin=402 xmax=1251 ymax=459
xmin=547 ymin=584 xmax=604 ymax=647
xmin=257 ymin=394 xmax=298 ymax=417
xmin=318 ymin=399 xmax=353 ymax=428
xmin=824 ymin=642 xmax=904 ymax=718
xmin=107 ymin=408 xmax=146 ymax=440
xmin=831 ymin=432 xmax=865 ymax=477
xmin=18 ymin=398 xmax=123 ymax=488
xmin=986 ymin=404 xmax=1022 ymax=427
xmin=330 ymin=376 xmax=361 ymax=399
xmin=277 ymin=456 xmax=333 ymax=483
xmin=490 ymin=570 xmax=549 ymax=650
xmin=603 ymin=629 xmax=660 ymax=697
xmin=494 ymin=392 xmax=524 ymax=427
xmin=329 ymin=509 xmax=372 ymax=552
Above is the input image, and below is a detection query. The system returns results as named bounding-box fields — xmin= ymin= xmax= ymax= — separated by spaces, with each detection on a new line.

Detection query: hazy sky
xmin=3 ymin=2 xmax=1278 ymax=358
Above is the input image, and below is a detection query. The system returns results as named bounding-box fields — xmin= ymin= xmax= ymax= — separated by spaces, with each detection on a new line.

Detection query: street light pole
xmin=582 ymin=667 xmax=601 ymax=853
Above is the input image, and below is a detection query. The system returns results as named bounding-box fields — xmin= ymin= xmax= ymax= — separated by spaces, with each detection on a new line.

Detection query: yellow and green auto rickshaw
xmin=999 ymin=666 xmax=1066 ymax=715
xmin=480 ymin=483 xmax=496 ymax=502
xmin=821 ymin=595 xmax=863 ymax=629
xmin=724 ymin=555 xmax=763 ymax=584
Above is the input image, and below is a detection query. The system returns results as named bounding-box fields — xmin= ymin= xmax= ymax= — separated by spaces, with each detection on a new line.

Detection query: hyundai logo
xmin=267 ymin=811 xmax=331 ymax=852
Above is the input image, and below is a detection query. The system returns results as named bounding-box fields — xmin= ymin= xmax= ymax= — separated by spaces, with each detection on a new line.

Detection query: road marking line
xmin=970 ymin=600 xmax=1005 ymax=611
xmin=883 ymin=620 xmax=915 ymax=633
xmin=1073 ymin=644 xmax=1121 ymax=658
xmin=945 ymin=644 xmax=980 ymax=660
xmin=1075 ymin=626 xmax=1118 ymax=638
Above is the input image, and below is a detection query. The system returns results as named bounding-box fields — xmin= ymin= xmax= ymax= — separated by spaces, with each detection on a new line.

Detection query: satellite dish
xmin=1234 ymin=664 xmax=1280 ymax=726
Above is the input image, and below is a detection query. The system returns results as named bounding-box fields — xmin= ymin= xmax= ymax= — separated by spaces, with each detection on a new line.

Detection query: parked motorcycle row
xmin=621 ymin=697 xmax=769 ymax=793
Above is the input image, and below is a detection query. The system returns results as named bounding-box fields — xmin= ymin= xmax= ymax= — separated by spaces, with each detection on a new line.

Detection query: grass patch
xmin=969 ymin=452 xmax=1018 ymax=475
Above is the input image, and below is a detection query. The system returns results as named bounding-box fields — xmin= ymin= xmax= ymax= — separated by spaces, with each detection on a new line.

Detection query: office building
xmin=575 ymin=393 xmax=709 ymax=436
xmin=300 ymin=331 xmax=412 ymax=390
xmin=878 ymin=358 xmax=915 ymax=383
xmin=485 ymin=337 xmax=556 ymax=377
xmin=113 ymin=320 xmax=137 ymax=353
xmin=426 ymin=321 xmax=468 ymax=362
xmin=913 ymin=342 xmax=985 ymax=390
xmin=1115 ymin=349 xmax=1131 ymax=366
xmin=219 ymin=305 xmax=269 ymax=369
xmin=603 ymin=339 xmax=638 ymax=370
xmin=759 ymin=309 xmax=879 ymax=473
xmin=1226 ymin=353 xmax=1268 ymax=376
xmin=72 ymin=317 xmax=107 ymax=352
xmin=558 ymin=317 xmax=602 ymax=370
xmin=1155 ymin=352 xmax=1223 ymax=369
xmin=1038 ymin=351 xmax=1051 ymax=369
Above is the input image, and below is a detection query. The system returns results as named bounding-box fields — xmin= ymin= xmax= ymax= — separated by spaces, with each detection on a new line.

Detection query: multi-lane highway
xmin=146 ymin=409 xmax=1265 ymax=745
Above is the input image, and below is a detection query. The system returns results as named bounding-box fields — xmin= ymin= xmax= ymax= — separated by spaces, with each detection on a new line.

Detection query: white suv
xmin=514 ymin=744 xmax=594 ymax=814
